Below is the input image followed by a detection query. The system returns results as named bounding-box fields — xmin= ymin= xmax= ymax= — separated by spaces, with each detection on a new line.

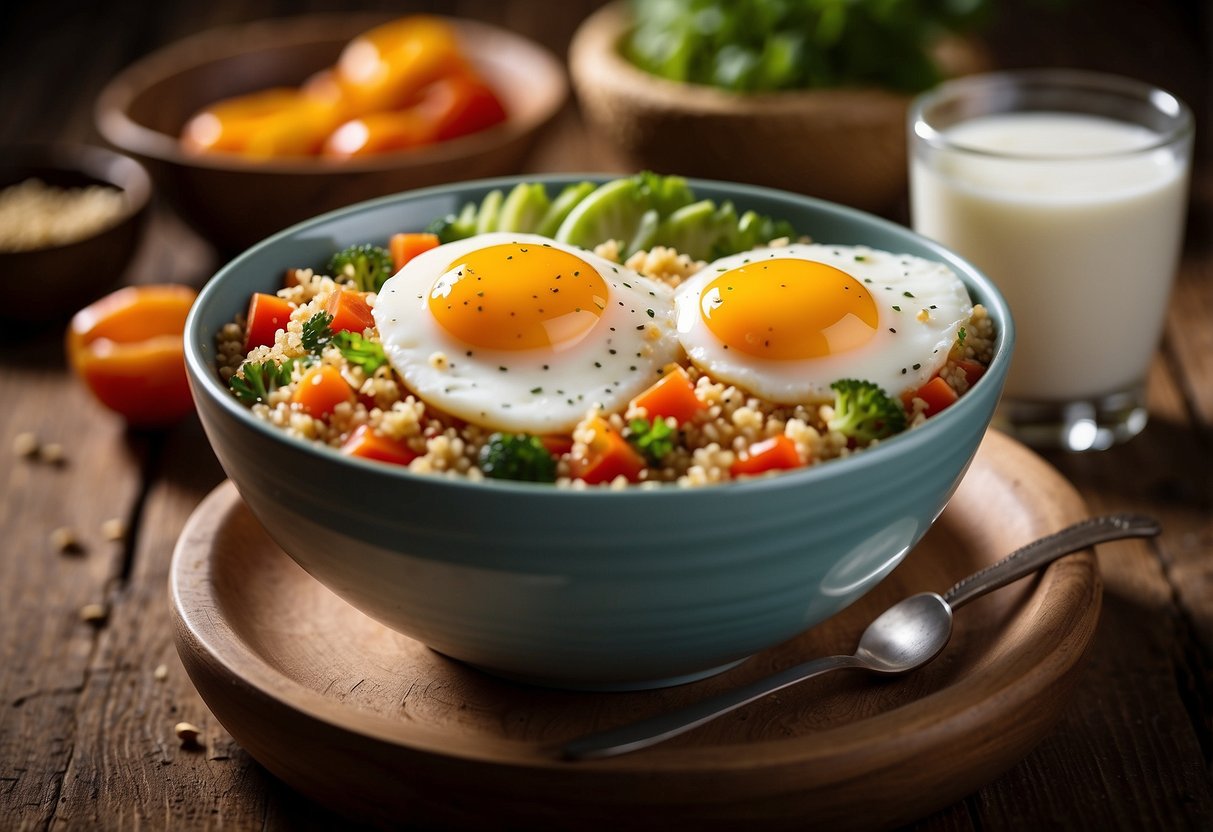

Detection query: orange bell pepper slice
xmin=413 ymin=71 xmax=508 ymax=142
xmin=66 ymin=284 xmax=198 ymax=428
xmin=322 ymin=110 xmax=437 ymax=159
xmin=181 ymin=88 xmax=340 ymax=158
xmin=730 ymin=434 xmax=803 ymax=478
xmin=334 ymin=16 xmax=468 ymax=115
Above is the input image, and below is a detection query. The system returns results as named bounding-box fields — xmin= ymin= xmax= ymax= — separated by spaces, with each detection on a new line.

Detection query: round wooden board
xmin=170 ymin=430 xmax=1100 ymax=831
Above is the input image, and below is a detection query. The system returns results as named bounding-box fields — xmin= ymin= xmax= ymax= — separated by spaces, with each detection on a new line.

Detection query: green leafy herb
xmin=331 ymin=331 xmax=388 ymax=374
xmin=301 ymin=311 xmax=334 ymax=355
xmin=623 ymin=0 xmax=992 ymax=94
xmin=228 ymin=359 xmax=296 ymax=405
xmin=627 ymin=416 xmax=676 ymax=462
xmin=957 ymin=326 xmax=967 ymax=347
xmin=301 ymin=310 xmax=387 ymax=373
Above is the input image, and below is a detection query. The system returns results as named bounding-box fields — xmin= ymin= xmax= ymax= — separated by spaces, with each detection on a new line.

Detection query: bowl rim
xmin=94 ymin=12 xmax=569 ymax=175
xmin=185 ymin=173 xmax=1015 ymax=500
xmin=0 ymin=142 xmax=152 ymax=252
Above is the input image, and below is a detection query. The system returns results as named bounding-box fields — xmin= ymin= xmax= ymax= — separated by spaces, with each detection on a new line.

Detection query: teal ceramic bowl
xmin=184 ymin=175 xmax=1014 ymax=691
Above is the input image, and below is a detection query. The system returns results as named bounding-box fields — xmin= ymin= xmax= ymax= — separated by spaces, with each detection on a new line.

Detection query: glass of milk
xmin=909 ymin=69 xmax=1193 ymax=451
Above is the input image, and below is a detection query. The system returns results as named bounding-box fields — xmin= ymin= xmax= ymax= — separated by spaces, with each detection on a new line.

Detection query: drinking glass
xmin=909 ymin=69 xmax=1193 ymax=451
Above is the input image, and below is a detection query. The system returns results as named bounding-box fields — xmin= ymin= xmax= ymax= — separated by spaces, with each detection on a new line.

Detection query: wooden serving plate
xmin=170 ymin=430 xmax=1100 ymax=831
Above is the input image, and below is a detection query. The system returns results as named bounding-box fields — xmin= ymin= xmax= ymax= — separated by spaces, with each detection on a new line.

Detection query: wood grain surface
xmin=167 ymin=431 xmax=1101 ymax=831
xmin=1 ymin=0 xmax=1209 ymax=830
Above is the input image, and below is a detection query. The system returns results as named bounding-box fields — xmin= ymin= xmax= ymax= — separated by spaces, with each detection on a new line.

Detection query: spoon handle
xmin=942 ymin=513 xmax=1160 ymax=609
xmin=560 ymin=653 xmax=864 ymax=761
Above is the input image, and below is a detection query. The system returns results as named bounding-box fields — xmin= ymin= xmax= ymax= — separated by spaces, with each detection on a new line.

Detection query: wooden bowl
xmin=95 ymin=14 xmax=568 ymax=255
xmin=569 ymin=2 xmax=986 ymax=216
xmin=0 ymin=144 xmax=150 ymax=325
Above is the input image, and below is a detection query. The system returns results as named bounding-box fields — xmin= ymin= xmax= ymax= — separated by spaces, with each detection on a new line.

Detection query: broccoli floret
xmin=478 ymin=433 xmax=557 ymax=483
xmin=827 ymin=379 xmax=907 ymax=444
xmin=328 ymin=244 xmax=394 ymax=293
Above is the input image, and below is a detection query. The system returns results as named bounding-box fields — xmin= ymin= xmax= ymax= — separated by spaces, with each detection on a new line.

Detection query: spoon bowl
xmin=856 ymin=592 xmax=953 ymax=673
xmin=562 ymin=513 xmax=1161 ymax=760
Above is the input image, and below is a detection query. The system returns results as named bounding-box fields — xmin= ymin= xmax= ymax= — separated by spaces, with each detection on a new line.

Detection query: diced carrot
xmin=629 ymin=364 xmax=705 ymax=425
xmin=340 ymin=424 xmax=418 ymax=466
xmin=540 ymin=434 xmax=574 ymax=457
xmin=906 ymin=376 xmax=960 ymax=418
xmin=292 ymin=365 xmax=355 ymax=418
xmin=730 ymin=434 xmax=803 ymax=478
xmin=324 ymin=289 xmax=376 ymax=334
xmin=569 ymin=417 xmax=645 ymax=485
xmin=244 ymin=292 xmax=295 ymax=351
xmin=955 ymin=358 xmax=987 ymax=389
xmin=390 ymin=232 xmax=440 ymax=271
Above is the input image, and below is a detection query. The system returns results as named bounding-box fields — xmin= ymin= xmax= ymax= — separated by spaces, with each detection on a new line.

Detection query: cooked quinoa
xmin=0 ymin=178 xmax=127 ymax=251
xmin=217 ymin=241 xmax=995 ymax=488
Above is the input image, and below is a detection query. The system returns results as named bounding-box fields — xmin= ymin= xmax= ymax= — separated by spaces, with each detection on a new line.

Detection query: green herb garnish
xmin=627 ymin=417 xmax=676 ymax=462
xmin=301 ymin=311 xmax=334 ymax=355
xmin=623 ymin=0 xmax=991 ymax=94
xmin=228 ymin=359 xmax=297 ymax=405
xmin=331 ymin=331 xmax=388 ymax=374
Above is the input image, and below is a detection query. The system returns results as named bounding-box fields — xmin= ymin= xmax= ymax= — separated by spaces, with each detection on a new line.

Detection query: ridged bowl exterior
xmin=185 ymin=175 xmax=1014 ymax=690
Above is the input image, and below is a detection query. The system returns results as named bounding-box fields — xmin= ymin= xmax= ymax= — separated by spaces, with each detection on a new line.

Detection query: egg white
xmin=674 ymin=243 xmax=973 ymax=403
xmin=373 ymin=232 xmax=681 ymax=434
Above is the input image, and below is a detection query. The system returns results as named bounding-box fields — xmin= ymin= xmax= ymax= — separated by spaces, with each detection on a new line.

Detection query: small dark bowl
xmin=0 ymin=144 xmax=151 ymax=325
xmin=94 ymin=14 xmax=568 ymax=255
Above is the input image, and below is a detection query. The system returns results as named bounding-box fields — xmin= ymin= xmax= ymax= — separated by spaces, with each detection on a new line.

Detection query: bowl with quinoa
xmin=0 ymin=144 xmax=150 ymax=324
xmin=184 ymin=172 xmax=1013 ymax=690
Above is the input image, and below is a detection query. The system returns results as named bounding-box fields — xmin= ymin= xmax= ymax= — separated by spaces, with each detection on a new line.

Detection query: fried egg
xmin=674 ymin=244 xmax=973 ymax=403
xmin=373 ymin=232 xmax=680 ymax=433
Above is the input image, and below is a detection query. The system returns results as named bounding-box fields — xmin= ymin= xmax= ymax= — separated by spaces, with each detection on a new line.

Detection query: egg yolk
xmin=429 ymin=243 xmax=608 ymax=351
xmin=700 ymin=259 xmax=877 ymax=359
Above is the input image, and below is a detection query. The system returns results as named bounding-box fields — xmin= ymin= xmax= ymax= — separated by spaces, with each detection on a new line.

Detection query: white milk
xmin=911 ymin=112 xmax=1189 ymax=401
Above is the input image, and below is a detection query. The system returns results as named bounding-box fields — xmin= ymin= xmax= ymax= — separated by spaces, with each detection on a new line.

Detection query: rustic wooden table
xmin=2 ymin=0 xmax=1209 ymax=829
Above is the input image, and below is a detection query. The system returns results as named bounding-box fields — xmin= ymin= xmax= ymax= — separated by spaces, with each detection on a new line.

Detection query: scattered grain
xmin=12 ymin=432 xmax=40 ymax=458
xmin=153 ymin=663 xmax=169 ymax=681
xmin=100 ymin=517 xmax=127 ymax=542
xmin=174 ymin=721 xmax=203 ymax=748
xmin=51 ymin=526 xmax=83 ymax=554
xmin=79 ymin=603 xmax=108 ymax=625
xmin=40 ymin=443 xmax=65 ymax=465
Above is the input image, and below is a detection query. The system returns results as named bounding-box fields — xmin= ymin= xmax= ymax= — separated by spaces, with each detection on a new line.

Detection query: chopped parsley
xmin=229 ymin=359 xmax=297 ymax=405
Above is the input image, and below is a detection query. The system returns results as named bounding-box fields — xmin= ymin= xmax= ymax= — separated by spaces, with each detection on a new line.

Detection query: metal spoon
xmin=561 ymin=513 xmax=1160 ymax=761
